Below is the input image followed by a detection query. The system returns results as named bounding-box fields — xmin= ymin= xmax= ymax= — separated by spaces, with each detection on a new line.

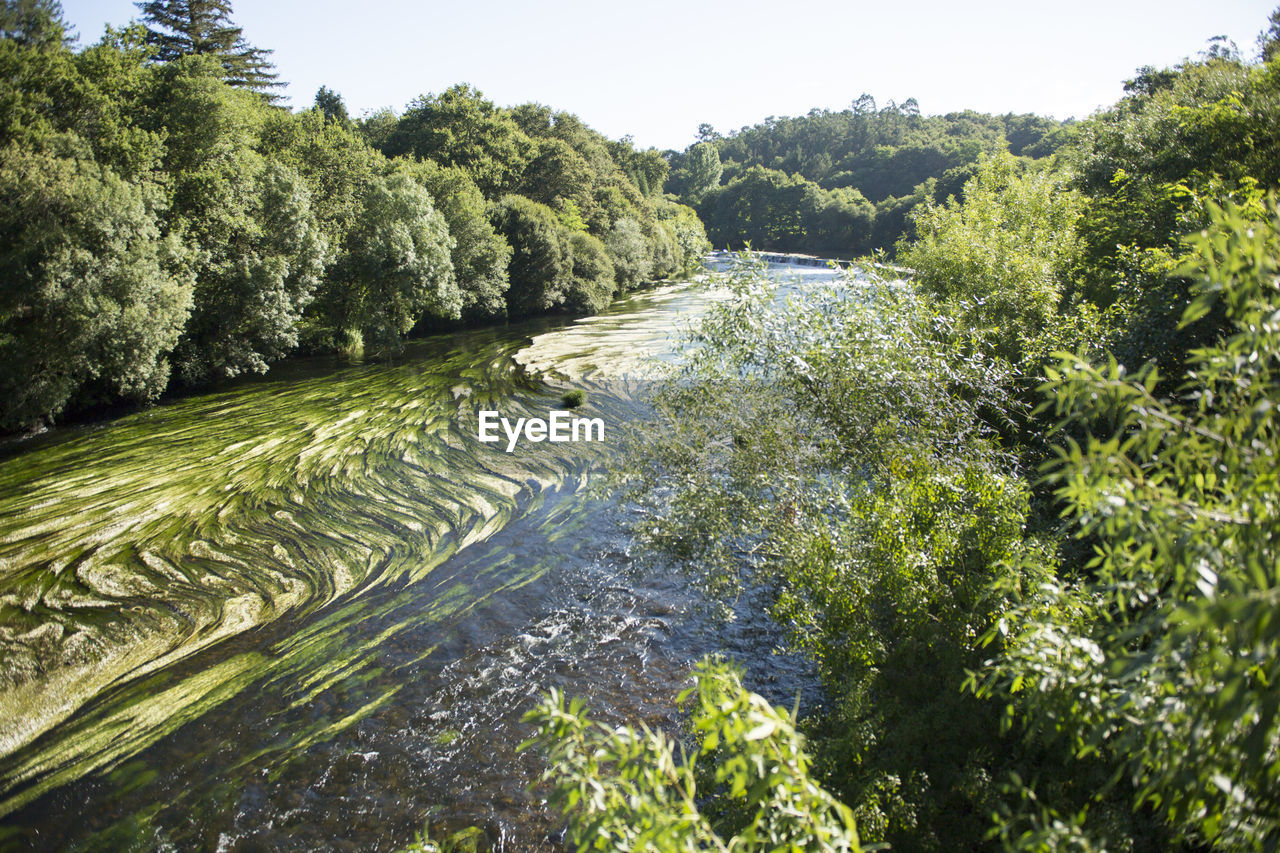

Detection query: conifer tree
xmin=135 ymin=0 xmax=281 ymax=100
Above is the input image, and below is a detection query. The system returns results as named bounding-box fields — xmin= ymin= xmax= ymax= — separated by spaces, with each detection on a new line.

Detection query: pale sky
xmin=61 ymin=0 xmax=1277 ymax=152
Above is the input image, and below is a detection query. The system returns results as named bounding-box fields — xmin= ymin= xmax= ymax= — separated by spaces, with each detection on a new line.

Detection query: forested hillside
xmin=0 ymin=0 xmax=708 ymax=432
xmin=666 ymin=99 xmax=1073 ymax=256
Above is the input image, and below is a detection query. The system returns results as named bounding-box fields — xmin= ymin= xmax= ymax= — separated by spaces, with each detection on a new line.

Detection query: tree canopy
xmin=135 ymin=0 xmax=280 ymax=99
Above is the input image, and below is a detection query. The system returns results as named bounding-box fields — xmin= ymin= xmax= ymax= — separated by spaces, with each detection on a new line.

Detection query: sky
xmin=61 ymin=0 xmax=1277 ymax=152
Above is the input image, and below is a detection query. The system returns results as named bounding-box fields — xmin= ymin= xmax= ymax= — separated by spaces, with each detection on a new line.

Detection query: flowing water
xmin=0 ymin=262 xmax=840 ymax=851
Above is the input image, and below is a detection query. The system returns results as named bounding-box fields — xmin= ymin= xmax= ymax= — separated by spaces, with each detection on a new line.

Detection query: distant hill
xmin=665 ymin=97 xmax=1074 ymax=257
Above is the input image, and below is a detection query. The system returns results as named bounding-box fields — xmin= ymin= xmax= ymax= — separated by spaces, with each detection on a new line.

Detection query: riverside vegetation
xmin=519 ymin=9 xmax=1280 ymax=853
xmin=5 ymin=1 xmax=1280 ymax=851
xmin=0 ymin=0 xmax=709 ymax=433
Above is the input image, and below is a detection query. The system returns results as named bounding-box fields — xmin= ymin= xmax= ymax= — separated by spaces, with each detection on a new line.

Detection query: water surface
xmin=0 ymin=263 xmax=840 ymax=850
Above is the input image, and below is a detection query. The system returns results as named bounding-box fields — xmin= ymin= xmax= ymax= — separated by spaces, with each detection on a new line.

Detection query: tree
xmin=518 ymin=136 xmax=595 ymax=216
xmin=674 ymin=141 xmax=722 ymax=203
xmin=566 ymin=230 xmax=615 ymax=313
xmin=490 ymin=194 xmax=572 ymax=317
xmin=141 ymin=55 xmax=324 ymax=381
xmin=898 ymin=153 xmax=1085 ymax=362
xmin=403 ymin=158 xmax=511 ymax=322
xmin=172 ymin=158 xmax=328 ymax=380
xmin=655 ymin=198 xmax=711 ymax=275
xmin=0 ymin=137 xmax=192 ymax=429
xmin=1261 ymin=6 xmax=1280 ymax=62
xmin=320 ymin=171 xmax=458 ymax=352
xmin=604 ymin=216 xmax=652 ymax=291
xmin=381 ymin=84 xmax=532 ymax=196
xmin=135 ymin=0 xmax=281 ymax=99
xmin=1069 ymin=51 xmax=1280 ymax=377
xmin=313 ymin=85 xmax=348 ymax=124
xmin=0 ymin=0 xmax=70 ymax=49
xmin=975 ymin=198 xmax=1280 ymax=850
xmin=612 ymin=256 xmax=1027 ymax=849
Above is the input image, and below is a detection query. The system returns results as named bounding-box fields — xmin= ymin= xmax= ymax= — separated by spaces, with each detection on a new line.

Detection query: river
xmin=0 ymin=259 xmax=840 ymax=851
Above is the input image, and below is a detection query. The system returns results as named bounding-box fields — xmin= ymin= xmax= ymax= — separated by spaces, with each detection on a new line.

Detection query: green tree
xmin=490 ymin=193 xmax=572 ymax=317
xmin=565 ymin=230 xmax=615 ymax=313
xmin=313 ymin=84 xmax=348 ymax=124
xmin=320 ymin=171 xmax=458 ymax=352
xmin=403 ymin=158 xmax=511 ymax=321
xmin=1261 ymin=6 xmax=1280 ymax=62
xmin=898 ymin=153 xmax=1086 ymax=362
xmin=135 ymin=0 xmax=281 ymax=99
xmin=653 ymin=198 xmax=710 ymax=272
xmin=0 ymin=137 xmax=192 ymax=429
xmin=1068 ymin=50 xmax=1280 ymax=376
xmin=144 ymin=55 xmax=325 ymax=381
xmin=0 ymin=0 xmax=70 ymax=49
xmin=975 ymin=198 xmax=1280 ymax=851
xmin=518 ymin=136 xmax=596 ymax=221
xmin=605 ymin=216 xmax=652 ymax=291
xmin=172 ymin=158 xmax=327 ymax=380
xmin=382 ymin=84 xmax=532 ymax=196
xmin=613 ymin=256 xmax=1030 ymax=848
xmin=672 ymin=141 xmax=722 ymax=203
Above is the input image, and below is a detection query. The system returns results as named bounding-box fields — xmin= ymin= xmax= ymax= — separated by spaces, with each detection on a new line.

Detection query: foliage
xmin=403 ymin=158 xmax=511 ymax=321
xmin=0 ymin=0 xmax=69 ymax=49
xmin=519 ymin=136 xmax=596 ymax=219
xmin=656 ymin=198 xmax=712 ymax=275
xmin=667 ymin=141 xmax=722 ymax=203
xmin=489 ymin=193 xmax=573 ymax=316
xmin=0 ymin=136 xmax=191 ymax=430
xmin=382 ymin=83 xmax=533 ymax=195
xmin=313 ymin=84 xmax=348 ymax=124
xmin=698 ymin=166 xmax=875 ymax=256
xmin=173 ymin=156 xmax=328 ymax=381
xmin=135 ymin=0 xmax=280 ymax=99
xmin=973 ymin=198 xmax=1280 ymax=850
xmin=605 ymin=217 xmax=652 ymax=291
xmin=606 ymin=254 xmax=1038 ymax=848
xmin=320 ymin=170 xmax=458 ymax=352
xmin=0 ymin=2 xmax=705 ymax=426
xmin=1068 ymin=52 xmax=1280 ymax=375
xmin=523 ymin=658 xmax=861 ymax=852
xmin=566 ymin=230 xmax=616 ymax=312
xmin=673 ymin=101 xmax=1070 ymax=256
xmin=899 ymin=153 xmax=1086 ymax=362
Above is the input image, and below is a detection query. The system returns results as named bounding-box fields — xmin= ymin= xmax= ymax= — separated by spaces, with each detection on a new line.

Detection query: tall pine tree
xmin=136 ymin=0 xmax=282 ymax=100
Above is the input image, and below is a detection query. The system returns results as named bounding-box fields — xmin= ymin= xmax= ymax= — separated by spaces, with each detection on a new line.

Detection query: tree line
xmin=664 ymin=98 xmax=1073 ymax=257
xmin=0 ymin=0 xmax=710 ymax=432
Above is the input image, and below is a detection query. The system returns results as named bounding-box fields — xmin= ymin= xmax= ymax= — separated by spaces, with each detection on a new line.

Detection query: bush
xmin=611 ymin=254 xmax=1034 ymax=848
xmin=523 ymin=658 xmax=861 ymax=852
xmin=973 ymin=198 xmax=1280 ymax=850
xmin=898 ymin=153 xmax=1085 ymax=363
